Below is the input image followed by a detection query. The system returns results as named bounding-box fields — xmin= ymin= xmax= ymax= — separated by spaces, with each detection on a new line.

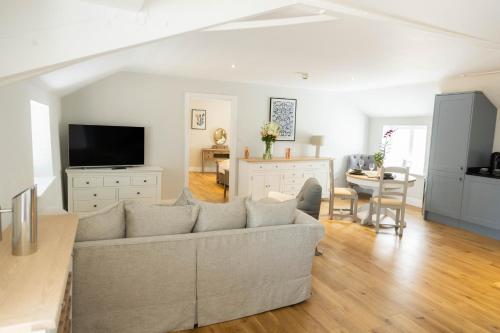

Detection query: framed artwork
xmin=191 ymin=109 xmax=206 ymax=130
xmin=269 ymin=97 xmax=297 ymax=141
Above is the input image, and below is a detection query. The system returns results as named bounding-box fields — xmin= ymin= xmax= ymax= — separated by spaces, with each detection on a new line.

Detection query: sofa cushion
xmin=174 ymin=187 xmax=194 ymax=206
xmin=125 ymin=202 xmax=200 ymax=238
xmin=245 ymin=198 xmax=297 ymax=228
xmin=76 ymin=201 xmax=125 ymax=242
xmin=190 ymin=197 xmax=247 ymax=232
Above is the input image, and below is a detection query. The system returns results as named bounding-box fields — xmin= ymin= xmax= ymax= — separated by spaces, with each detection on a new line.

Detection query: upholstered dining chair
xmin=347 ymin=154 xmax=375 ymax=195
xmin=369 ymin=166 xmax=410 ymax=236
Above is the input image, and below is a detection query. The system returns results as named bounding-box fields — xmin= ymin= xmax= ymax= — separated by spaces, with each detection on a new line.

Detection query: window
xmin=382 ymin=125 xmax=428 ymax=175
xmin=30 ymin=100 xmax=54 ymax=194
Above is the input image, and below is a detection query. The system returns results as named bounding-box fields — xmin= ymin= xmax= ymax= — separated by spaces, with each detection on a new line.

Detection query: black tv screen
xmin=69 ymin=124 xmax=144 ymax=167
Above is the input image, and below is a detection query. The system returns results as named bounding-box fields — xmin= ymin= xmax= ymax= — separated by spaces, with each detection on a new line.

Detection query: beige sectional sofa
xmin=72 ymin=199 xmax=324 ymax=333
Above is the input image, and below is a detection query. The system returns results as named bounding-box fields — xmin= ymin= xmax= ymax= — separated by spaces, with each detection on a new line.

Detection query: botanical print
xmin=269 ymin=98 xmax=296 ymax=141
xmin=191 ymin=109 xmax=206 ymax=130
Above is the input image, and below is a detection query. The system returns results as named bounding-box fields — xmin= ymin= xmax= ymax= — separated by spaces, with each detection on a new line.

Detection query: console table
xmin=201 ymin=148 xmax=230 ymax=173
xmin=0 ymin=214 xmax=78 ymax=333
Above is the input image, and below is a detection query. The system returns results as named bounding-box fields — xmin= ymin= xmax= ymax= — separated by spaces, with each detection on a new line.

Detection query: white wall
xmin=61 ymin=71 xmax=369 ymax=199
xmin=189 ymin=98 xmax=231 ymax=171
xmin=440 ymin=74 xmax=500 ymax=151
xmin=0 ymin=81 xmax=63 ymax=231
xmin=367 ymin=116 xmax=433 ymax=207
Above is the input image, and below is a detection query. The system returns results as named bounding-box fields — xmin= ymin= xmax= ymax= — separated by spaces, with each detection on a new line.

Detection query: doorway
xmin=184 ymin=93 xmax=237 ymax=202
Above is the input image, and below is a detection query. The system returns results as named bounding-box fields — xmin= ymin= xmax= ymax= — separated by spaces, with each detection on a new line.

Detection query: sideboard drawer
xmin=73 ymin=177 xmax=103 ymax=188
xmin=132 ymin=175 xmax=157 ymax=186
xmin=74 ymin=199 xmax=116 ymax=212
xmin=73 ymin=188 xmax=117 ymax=201
xmin=104 ymin=176 xmax=131 ymax=186
xmin=119 ymin=187 xmax=156 ymax=199
xmin=283 ymin=177 xmax=302 ymax=185
xmin=283 ymin=183 xmax=301 ymax=194
xmin=252 ymin=163 xmax=282 ymax=171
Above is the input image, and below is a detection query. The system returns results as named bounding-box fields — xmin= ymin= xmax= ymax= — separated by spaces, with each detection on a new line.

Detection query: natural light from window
xmin=382 ymin=125 xmax=427 ymax=175
xmin=30 ymin=100 xmax=54 ymax=195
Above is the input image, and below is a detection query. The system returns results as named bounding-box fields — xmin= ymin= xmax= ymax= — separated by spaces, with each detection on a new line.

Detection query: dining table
xmin=345 ymin=170 xmax=417 ymax=225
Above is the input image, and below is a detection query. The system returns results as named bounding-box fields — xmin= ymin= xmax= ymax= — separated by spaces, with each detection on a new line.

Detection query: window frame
xmin=30 ymin=100 xmax=55 ymax=195
xmin=381 ymin=124 xmax=428 ymax=177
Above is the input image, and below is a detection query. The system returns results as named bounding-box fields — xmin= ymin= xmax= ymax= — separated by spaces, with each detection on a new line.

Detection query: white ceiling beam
xmin=205 ymin=14 xmax=336 ymax=32
xmin=300 ymin=0 xmax=500 ymax=50
xmin=81 ymin=0 xmax=145 ymax=12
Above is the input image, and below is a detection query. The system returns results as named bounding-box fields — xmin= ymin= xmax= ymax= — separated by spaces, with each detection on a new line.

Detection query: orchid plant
xmin=374 ymin=128 xmax=396 ymax=168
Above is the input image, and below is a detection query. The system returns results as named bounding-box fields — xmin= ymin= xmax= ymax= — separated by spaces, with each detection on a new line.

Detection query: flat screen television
xmin=69 ymin=124 xmax=144 ymax=167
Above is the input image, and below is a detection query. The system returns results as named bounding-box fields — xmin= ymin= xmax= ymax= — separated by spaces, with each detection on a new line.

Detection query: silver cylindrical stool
xmin=11 ymin=185 xmax=38 ymax=256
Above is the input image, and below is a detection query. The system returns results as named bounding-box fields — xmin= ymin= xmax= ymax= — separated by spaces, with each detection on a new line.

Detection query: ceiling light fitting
xmin=296 ymin=72 xmax=309 ymax=80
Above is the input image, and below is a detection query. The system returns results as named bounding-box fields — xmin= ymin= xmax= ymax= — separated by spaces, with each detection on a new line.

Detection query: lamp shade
xmin=310 ymin=135 xmax=325 ymax=146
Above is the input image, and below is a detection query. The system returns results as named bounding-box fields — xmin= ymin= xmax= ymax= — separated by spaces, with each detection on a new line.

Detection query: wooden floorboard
xmin=180 ymin=172 xmax=500 ymax=333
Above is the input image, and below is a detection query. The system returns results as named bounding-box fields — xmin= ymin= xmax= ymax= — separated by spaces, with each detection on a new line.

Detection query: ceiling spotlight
xmin=231 ymin=64 xmax=237 ymax=69
xmin=296 ymin=72 xmax=309 ymax=80
xmin=318 ymin=9 xmax=326 ymax=15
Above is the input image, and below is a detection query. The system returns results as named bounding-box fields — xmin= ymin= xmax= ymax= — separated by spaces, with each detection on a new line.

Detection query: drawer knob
xmin=143 ymin=179 xmax=147 ymax=183
xmin=137 ymin=192 xmax=141 ymax=195
xmin=93 ymin=193 xmax=97 ymax=197
xmin=116 ymin=181 xmax=120 ymax=184
xmin=93 ymin=204 xmax=97 ymax=208
xmin=86 ymin=181 xmax=90 ymax=185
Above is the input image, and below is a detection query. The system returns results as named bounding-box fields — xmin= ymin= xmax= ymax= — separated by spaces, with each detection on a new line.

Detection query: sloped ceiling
xmin=0 ymin=0 xmax=295 ymax=84
xmin=5 ymin=0 xmax=500 ymax=118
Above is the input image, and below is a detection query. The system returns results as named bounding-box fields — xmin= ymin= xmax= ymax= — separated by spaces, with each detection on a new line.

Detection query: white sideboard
xmin=66 ymin=166 xmax=163 ymax=213
xmin=238 ymin=157 xmax=332 ymax=200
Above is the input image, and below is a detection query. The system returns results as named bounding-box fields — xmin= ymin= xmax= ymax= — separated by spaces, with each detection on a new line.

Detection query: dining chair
xmin=331 ymin=187 xmax=359 ymax=221
xmin=369 ymin=166 xmax=410 ymax=236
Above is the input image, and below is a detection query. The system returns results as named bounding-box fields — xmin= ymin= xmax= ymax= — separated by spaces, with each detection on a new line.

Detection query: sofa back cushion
xmin=246 ymin=198 xmax=297 ymax=228
xmin=174 ymin=187 xmax=194 ymax=206
xmin=76 ymin=201 xmax=125 ymax=242
xmin=191 ymin=197 xmax=247 ymax=232
xmin=125 ymin=202 xmax=200 ymax=238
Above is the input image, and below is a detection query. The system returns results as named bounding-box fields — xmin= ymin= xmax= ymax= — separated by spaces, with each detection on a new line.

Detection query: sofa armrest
xmin=294 ymin=209 xmax=321 ymax=224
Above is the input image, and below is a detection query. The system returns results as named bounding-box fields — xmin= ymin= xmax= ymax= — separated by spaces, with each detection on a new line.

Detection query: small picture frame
xmin=191 ymin=109 xmax=206 ymax=130
xmin=269 ymin=97 xmax=297 ymax=141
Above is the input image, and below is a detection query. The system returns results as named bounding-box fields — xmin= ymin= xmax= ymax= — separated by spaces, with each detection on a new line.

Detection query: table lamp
xmin=310 ymin=135 xmax=325 ymax=158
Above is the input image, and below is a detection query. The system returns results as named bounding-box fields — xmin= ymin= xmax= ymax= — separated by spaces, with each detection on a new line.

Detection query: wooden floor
xmin=189 ymin=172 xmax=226 ymax=203
xmin=183 ymin=173 xmax=500 ymax=333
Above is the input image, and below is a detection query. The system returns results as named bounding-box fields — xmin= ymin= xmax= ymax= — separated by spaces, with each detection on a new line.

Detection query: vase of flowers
xmin=374 ymin=128 xmax=396 ymax=170
xmin=260 ymin=122 xmax=280 ymax=160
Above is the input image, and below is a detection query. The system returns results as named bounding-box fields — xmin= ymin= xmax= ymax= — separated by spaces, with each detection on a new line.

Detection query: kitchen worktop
xmin=466 ymin=167 xmax=500 ymax=180
xmin=0 ymin=214 xmax=78 ymax=332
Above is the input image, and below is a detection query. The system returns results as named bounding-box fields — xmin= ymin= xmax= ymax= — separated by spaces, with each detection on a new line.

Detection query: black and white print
xmin=191 ymin=109 xmax=206 ymax=130
xmin=269 ymin=97 xmax=297 ymax=141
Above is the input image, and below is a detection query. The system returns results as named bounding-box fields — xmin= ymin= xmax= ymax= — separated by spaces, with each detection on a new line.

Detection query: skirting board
xmin=425 ymin=211 xmax=500 ymax=240
xmin=406 ymin=197 xmax=422 ymax=208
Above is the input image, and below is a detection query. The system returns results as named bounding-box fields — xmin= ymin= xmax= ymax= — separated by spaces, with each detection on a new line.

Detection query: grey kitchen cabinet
xmin=425 ymin=92 xmax=498 ymax=238
xmin=428 ymin=94 xmax=473 ymax=174
xmin=426 ymin=171 xmax=464 ymax=219
xmin=461 ymin=175 xmax=500 ymax=230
